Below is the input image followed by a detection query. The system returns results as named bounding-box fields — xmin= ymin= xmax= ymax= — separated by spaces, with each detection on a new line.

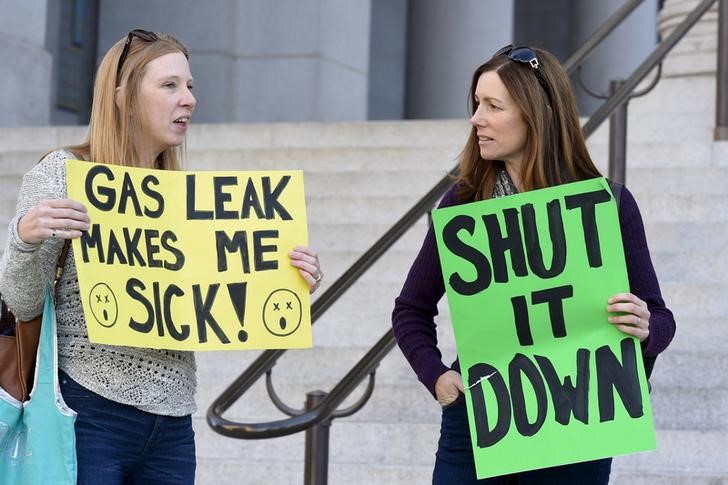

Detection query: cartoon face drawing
xmin=262 ymin=289 xmax=302 ymax=337
xmin=89 ymin=283 xmax=118 ymax=328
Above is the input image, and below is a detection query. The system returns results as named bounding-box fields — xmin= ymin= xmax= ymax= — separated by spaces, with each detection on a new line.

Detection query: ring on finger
xmin=51 ymin=230 xmax=57 ymax=238
xmin=314 ymin=272 xmax=323 ymax=283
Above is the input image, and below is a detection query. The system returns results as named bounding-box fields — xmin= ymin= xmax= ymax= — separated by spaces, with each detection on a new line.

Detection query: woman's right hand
xmin=435 ymin=370 xmax=465 ymax=407
xmin=17 ymin=198 xmax=91 ymax=244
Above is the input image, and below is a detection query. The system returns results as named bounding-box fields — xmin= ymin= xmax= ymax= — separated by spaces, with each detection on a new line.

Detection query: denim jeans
xmin=432 ymin=400 xmax=612 ymax=485
xmin=59 ymin=370 xmax=196 ymax=485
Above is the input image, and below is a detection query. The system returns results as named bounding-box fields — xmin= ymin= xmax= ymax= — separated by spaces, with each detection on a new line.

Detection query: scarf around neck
xmin=493 ymin=168 xmax=518 ymax=198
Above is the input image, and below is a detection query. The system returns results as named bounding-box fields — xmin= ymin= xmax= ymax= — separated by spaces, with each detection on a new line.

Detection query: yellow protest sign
xmin=66 ymin=159 xmax=311 ymax=351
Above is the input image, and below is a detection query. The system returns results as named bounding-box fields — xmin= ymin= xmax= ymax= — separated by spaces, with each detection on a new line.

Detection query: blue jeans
xmin=59 ymin=370 xmax=196 ymax=484
xmin=432 ymin=400 xmax=612 ymax=484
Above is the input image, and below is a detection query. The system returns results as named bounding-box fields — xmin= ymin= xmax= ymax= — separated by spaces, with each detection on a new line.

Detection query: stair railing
xmin=208 ymin=1 xmax=722 ymax=483
xmin=716 ymin=0 xmax=728 ymax=140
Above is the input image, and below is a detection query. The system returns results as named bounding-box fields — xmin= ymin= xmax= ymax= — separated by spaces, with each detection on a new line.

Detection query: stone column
xmin=405 ymin=0 xmax=514 ymax=119
xmin=230 ymin=0 xmax=372 ymax=122
xmin=0 ymin=0 xmax=52 ymax=126
xmin=368 ymin=0 xmax=408 ymax=120
xmin=574 ymin=0 xmax=658 ymax=115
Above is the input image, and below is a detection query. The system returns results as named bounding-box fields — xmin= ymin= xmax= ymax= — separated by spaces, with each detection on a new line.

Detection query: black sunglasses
xmin=116 ymin=29 xmax=159 ymax=85
xmin=494 ymin=44 xmax=552 ymax=104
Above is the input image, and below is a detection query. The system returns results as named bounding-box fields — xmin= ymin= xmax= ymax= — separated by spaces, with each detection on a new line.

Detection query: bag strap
xmin=54 ymin=240 xmax=72 ymax=289
xmin=0 ymin=239 xmax=71 ymax=325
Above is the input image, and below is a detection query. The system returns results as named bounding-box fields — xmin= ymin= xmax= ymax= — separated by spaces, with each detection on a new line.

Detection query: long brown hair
xmin=456 ymin=47 xmax=601 ymax=201
xmin=68 ymin=32 xmax=190 ymax=170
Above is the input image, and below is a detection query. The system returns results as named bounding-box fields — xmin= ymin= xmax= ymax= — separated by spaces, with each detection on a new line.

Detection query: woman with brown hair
xmin=391 ymin=45 xmax=675 ymax=484
xmin=0 ymin=29 xmax=323 ymax=484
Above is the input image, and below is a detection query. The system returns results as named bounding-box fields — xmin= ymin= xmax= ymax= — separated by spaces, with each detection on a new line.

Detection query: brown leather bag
xmin=0 ymin=240 xmax=70 ymax=401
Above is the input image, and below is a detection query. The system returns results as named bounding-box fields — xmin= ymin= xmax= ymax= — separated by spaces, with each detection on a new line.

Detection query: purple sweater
xmin=391 ymin=183 xmax=676 ymax=398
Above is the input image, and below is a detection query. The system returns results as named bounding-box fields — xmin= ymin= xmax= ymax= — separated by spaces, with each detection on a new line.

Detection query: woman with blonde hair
xmin=0 ymin=29 xmax=323 ymax=484
xmin=392 ymin=45 xmax=675 ymax=484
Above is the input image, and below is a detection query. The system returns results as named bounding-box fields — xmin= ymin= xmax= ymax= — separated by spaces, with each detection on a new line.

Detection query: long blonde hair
xmin=456 ymin=47 xmax=601 ymax=202
xmin=68 ymin=32 xmax=190 ymax=170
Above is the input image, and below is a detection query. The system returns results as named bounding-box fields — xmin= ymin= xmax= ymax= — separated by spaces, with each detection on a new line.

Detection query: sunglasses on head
xmin=116 ymin=29 xmax=159 ymax=86
xmin=494 ymin=44 xmax=552 ymax=104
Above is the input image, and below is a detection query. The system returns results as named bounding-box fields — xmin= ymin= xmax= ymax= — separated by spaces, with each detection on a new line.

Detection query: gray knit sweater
xmin=0 ymin=150 xmax=196 ymax=416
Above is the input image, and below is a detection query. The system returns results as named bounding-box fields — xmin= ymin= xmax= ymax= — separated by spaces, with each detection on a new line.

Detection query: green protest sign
xmin=432 ymin=178 xmax=655 ymax=479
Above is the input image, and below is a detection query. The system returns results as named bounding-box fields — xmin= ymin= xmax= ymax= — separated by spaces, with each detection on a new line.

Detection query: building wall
xmin=98 ymin=0 xmax=374 ymax=123
xmin=367 ymin=0 xmax=408 ymax=120
xmin=0 ymin=0 xmax=52 ymax=126
xmin=405 ymin=0 xmax=515 ymax=119
xmin=47 ymin=0 xmax=99 ymax=126
xmin=0 ymin=0 xmax=664 ymax=126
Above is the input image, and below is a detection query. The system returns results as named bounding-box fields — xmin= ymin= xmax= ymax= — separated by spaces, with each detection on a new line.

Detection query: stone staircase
xmin=0 ymin=109 xmax=726 ymax=483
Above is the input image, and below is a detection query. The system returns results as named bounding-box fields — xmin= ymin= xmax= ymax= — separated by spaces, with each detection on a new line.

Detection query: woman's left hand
xmin=289 ymin=246 xmax=323 ymax=294
xmin=607 ymin=293 xmax=650 ymax=342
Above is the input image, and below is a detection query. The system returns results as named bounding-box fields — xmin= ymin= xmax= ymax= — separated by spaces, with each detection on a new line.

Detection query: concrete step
xmin=611 ymin=429 xmax=728 ymax=480
xmin=193 ymin=339 xmax=724 ymax=434
xmin=610 ymin=472 xmax=728 ymax=485
xmin=651 ymin=251 xmax=728 ymax=284
xmin=0 ymin=126 xmax=86 ymax=152
xmin=195 ymin=458 xmax=434 ymax=485
xmin=213 ymin=193 xmax=728 ymax=239
xmin=302 ymin=171 xmax=447 ymax=197
xmin=666 ymin=317 xmax=728 ymax=353
xmin=194 ymin=339 xmax=728 ymax=396
xmin=661 ymin=283 xmax=728 ymax=318
xmin=195 ymin=418 xmax=438 ymax=467
xmin=4 ymin=162 xmax=723 ymax=203
xmin=589 ymin=140 xmax=713 ymax=168
xmin=650 ymin=385 xmax=728 ymax=431
xmin=0 ymin=151 xmax=454 ymax=189
xmin=643 ymin=221 xmax=728 ymax=253
xmin=637 ymin=193 xmax=728 ymax=222
xmin=650 ymin=349 xmax=728 ymax=389
xmin=310 ymin=219 xmax=727 ymax=255
xmin=194 ymin=425 xmax=728 ymax=485
xmin=187 ymin=120 xmax=469 ymax=151
xmin=194 ymin=368 xmax=727 ymax=433
xmin=624 ymin=113 xmax=714 ymax=145
xmin=308 ymin=220 xmax=430 ymax=252
xmin=185 ymin=146 xmax=459 ymax=172
xmin=1 ymin=120 xmax=726 ymax=483
xmin=313 ymin=244 xmax=727 ymax=287
xmin=626 ymin=167 xmax=728 ymax=195
xmin=206 ymin=423 xmax=728 ymax=471
xmin=0 ymin=121 xmax=470 ymax=153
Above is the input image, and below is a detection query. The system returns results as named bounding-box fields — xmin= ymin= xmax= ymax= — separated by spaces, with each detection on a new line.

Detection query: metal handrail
xmin=717 ymin=0 xmax=728 ymax=139
xmin=207 ymin=171 xmax=456 ymax=438
xmin=206 ymin=0 xmax=665 ymax=437
xmin=208 ymin=0 xmax=719 ymax=443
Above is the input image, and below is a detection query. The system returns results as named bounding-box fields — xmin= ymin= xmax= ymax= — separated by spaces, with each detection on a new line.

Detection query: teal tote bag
xmin=0 ymin=284 xmax=77 ymax=484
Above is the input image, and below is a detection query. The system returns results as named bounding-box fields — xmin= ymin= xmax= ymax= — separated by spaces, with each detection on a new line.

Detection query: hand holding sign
xmin=607 ymin=292 xmax=651 ymax=341
xmin=431 ymin=178 xmax=656 ymax=479
xmin=288 ymin=246 xmax=323 ymax=292
xmin=18 ymin=198 xmax=91 ymax=244
xmin=66 ymin=159 xmax=313 ymax=351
